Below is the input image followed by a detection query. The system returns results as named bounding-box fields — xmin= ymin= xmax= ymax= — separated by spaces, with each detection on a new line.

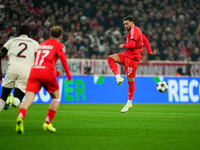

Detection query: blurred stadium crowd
xmin=0 ymin=0 xmax=200 ymax=61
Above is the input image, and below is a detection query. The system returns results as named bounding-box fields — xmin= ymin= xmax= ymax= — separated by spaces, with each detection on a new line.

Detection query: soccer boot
xmin=121 ymin=104 xmax=132 ymax=113
xmin=116 ymin=76 xmax=124 ymax=85
xmin=16 ymin=116 xmax=24 ymax=134
xmin=4 ymin=94 xmax=14 ymax=110
xmin=43 ymin=122 xmax=56 ymax=133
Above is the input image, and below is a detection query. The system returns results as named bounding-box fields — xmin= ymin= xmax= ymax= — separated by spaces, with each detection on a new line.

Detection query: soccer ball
xmin=156 ymin=81 xmax=168 ymax=93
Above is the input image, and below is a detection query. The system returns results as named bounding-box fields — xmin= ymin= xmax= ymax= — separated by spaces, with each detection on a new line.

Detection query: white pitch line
xmin=59 ymin=111 xmax=200 ymax=116
xmin=34 ymin=110 xmax=200 ymax=116
xmin=3 ymin=110 xmax=200 ymax=116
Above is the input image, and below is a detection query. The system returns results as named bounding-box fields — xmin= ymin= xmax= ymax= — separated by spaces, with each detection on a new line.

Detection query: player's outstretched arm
xmin=57 ymin=50 xmax=72 ymax=80
xmin=142 ymin=34 xmax=156 ymax=56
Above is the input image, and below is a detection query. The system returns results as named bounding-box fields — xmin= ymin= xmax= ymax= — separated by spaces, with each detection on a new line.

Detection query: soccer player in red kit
xmin=16 ymin=26 xmax=72 ymax=134
xmin=107 ymin=16 xmax=156 ymax=113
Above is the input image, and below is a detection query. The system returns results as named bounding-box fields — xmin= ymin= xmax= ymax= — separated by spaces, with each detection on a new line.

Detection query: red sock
xmin=107 ymin=57 xmax=119 ymax=75
xmin=45 ymin=109 xmax=56 ymax=124
xmin=128 ymin=81 xmax=135 ymax=100
xmin=18 ymin=108 xmax=27 ymax=120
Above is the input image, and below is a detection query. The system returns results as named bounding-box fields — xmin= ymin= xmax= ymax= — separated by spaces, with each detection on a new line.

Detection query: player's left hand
xmin=67 ymin=74 xmax=72 ymax=81
xmin=149 ymin=50 xmax=156 ymax=56
xmin=119 ymin=44 xmax=124 ymax=49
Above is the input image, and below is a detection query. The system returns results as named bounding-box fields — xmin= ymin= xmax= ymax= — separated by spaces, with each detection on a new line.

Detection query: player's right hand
xmin=67 ymin=74 xmax=72 ymax=81
xmin=119 ymin=44 xmax=124 ymax=49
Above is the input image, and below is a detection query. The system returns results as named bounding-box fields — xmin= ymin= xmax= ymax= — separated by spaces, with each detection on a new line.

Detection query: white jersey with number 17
xmin=3 ymin=35 xmax=39 ymax=77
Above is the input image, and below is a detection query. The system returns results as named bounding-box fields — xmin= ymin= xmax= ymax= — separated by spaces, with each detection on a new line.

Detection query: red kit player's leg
xmin=43 ymin=88 xmax=60 ymax=133
xmin=45 ymin=109 xmax=56 ymax=124
xmin=43 ymin=80 xmax=59 ymax=125
xmin=125 ymin=58 xmax=139 ymax=100
xmin=16 ymin=91 xmax=36 ymax=134
xmin=17 ymin=108 xmax=27 ymax=120
xmin=45 ymin=90 xmax=59 ymax=125
xmin=121 ymin=58 xmax=139 ymax=113
xmin=107 ymin=56 xmax=119 ymax=75
xmin=128 ymin=81 xmax=135 ymax=100
xmin=17 ymin=91 xmax=36 ymax=120
xmin=107 ymin=53 xmax=125 ymax=85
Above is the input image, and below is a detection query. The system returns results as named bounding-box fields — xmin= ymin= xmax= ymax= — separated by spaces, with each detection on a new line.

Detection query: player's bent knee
xmin=107 ymin=54 xmax=120 ymax=63
xmin=50 ymin=90 xmax=59 ymax=99
xmin=107 ymin=56 xmax=112 ymax=60
xmin=108 ymin=54 xmax=116 ymax=59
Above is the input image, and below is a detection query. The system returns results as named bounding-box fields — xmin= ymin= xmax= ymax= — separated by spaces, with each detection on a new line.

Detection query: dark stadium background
xmin=0 ymin=0 xmax=199 ymax=61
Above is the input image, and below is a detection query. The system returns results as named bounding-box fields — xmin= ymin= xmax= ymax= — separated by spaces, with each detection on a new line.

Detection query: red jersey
xmin=123 ymin=25 xmax=143 ymax=60
xmin=29 ymin=39 xmax=71 ymax=79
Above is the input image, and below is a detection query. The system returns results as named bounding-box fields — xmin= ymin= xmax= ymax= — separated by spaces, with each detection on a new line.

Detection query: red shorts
xmin=26 ymin=76 xmax=59 ymax=94
xmin=117 ymin=53 xmax=140 ymax=78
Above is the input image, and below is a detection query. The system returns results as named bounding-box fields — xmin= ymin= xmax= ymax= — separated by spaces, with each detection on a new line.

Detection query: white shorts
xmin=2 ymin=73 xmax=28 ymax=93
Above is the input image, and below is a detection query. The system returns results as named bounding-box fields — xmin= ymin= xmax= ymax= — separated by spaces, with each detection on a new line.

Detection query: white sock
xmin=116 ymin=74 xmax=120 ymax=78
xmin=13 ymin=97 xmax=20 ymax=107
xmin=127 ymin=100 xmax=132 ymax=105
xmin=0 ymin=99 xmax=5 ymax=112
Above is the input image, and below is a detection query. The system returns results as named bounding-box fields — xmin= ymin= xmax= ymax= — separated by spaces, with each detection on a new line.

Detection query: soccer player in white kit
xmin=0 ymin=25 xmax=39 ymax=112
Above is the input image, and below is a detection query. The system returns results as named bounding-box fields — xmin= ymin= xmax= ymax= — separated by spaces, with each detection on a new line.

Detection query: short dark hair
xmin=123 ymin=15 xmax=135 ymax=22
xmin=50 ymin=26 xmax=63 ymax=38
xmin=18 ymin=25 xmax=29 ymax=36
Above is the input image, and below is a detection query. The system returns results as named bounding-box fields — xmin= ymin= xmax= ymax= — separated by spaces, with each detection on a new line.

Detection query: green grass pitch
xmin=0 ymin=104 xmax=200 ymax=150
